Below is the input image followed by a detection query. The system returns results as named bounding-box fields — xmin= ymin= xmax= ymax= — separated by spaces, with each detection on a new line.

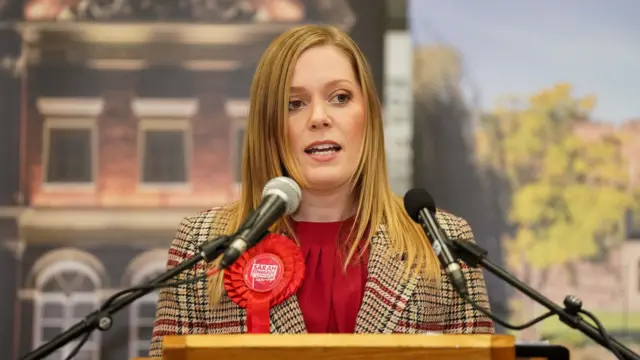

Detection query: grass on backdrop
xmin=539 ymin=311 xmax=640 ymax=346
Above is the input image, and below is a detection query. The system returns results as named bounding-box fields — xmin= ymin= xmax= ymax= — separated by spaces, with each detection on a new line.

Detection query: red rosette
xmin=223 ymin=233 xmax=305 ymax=333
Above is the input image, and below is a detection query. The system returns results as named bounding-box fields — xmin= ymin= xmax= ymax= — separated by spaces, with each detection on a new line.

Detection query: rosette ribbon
xmin=223 ymin=233 xmax=305 ymax=333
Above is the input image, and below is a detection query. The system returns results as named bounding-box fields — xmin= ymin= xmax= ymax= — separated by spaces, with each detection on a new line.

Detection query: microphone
xmin=403 ymin=188 xmax=468 ymax=296
xmin=218 ymin=176 xmax=302 ymax=270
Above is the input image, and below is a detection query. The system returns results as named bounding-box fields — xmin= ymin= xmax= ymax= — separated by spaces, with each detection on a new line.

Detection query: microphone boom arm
xmin=450 ymin=239 xmax=640 ymax=360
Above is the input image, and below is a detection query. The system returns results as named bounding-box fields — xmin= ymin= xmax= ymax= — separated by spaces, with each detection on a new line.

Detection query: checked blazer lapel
xmin=268 ymin=227 xmax=308 ymax=334
xmin=269 ymin=294 xmax=307 ymax=333
xmin=354 ymin=224 xmax=420 ymax=333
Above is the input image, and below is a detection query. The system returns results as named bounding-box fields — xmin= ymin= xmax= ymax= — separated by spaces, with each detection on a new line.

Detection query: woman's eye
xmin=288 ymin=100 xmax=304 ymax=111
xmin=331 ymin=93 xmax=351 ymax=104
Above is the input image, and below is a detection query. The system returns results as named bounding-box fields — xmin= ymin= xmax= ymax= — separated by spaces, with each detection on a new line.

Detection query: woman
xmin=148 ymin=24 xmax=494 ymax=358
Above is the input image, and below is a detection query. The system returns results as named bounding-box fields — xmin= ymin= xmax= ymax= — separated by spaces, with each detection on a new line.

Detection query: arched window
xmin=33 ymin=258 xmax=103 ymax=360
xmin=125 ymin=251 xmax=167 ymax=359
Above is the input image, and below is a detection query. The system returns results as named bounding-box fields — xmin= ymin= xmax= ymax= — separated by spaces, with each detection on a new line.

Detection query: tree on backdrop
xmin=475 ymin=83 xmax=635 ymax=288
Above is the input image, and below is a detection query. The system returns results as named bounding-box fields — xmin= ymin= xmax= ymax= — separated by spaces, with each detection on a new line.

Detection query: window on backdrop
xmin=34 ymin=261 xmax=102 ymax=360
xmin=44 ymin=119 xmax=96 ymax=184
xmin=128 ymin=264 xmax=166 ymax=359
xmin=142 ymin=130 xmax=187 ymax=183
xmin=138 ymin=119 xmax=190 ymax=185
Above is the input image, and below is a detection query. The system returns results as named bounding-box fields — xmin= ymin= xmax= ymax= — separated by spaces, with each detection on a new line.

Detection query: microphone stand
xmin=20 ymin=235 xmax=232 ymax=360
xmin=450 ymin=239 xmax=640 ymax=360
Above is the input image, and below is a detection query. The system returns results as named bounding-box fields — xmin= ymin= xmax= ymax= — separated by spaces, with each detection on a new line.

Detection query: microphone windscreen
xmin=262 ymin=176 xmax=302 ymax=215
xmin=403 ymin=188 xmax=436 ymax=223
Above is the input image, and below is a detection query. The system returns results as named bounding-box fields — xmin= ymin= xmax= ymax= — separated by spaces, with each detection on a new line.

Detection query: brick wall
xmin=26 ymin=71 xmax=243 ymax=209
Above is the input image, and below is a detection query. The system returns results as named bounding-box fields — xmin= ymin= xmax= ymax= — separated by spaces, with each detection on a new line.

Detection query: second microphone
xmin=403 ymin=188 xmax=469 ymax=297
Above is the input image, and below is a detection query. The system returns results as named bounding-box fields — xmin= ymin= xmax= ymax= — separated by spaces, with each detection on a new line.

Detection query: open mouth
xmin=304 ymin=143 xmax=342 ymax=155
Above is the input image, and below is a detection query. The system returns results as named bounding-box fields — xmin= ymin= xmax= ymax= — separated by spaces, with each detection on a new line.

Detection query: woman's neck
xmin=292 ymin=184 xmax=355 ymax=223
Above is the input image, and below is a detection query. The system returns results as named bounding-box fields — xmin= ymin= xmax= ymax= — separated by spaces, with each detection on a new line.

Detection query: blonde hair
xmin=207 ymin=24 xmax=440 ymax=304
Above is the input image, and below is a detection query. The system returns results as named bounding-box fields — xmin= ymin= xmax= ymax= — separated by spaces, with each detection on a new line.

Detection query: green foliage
xmin=476 ymin=83 xmax=634 ymax=270
xmin=540 ymin=311 xmax=640 ymax=346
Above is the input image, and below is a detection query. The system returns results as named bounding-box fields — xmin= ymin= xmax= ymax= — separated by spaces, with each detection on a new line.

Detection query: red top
xmin=292 ymin=217 xmax=369 ymax=333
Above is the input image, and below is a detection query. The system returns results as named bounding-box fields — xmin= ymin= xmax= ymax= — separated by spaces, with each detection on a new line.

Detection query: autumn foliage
xmin=475 ymin=83 xmax=636 ymax=271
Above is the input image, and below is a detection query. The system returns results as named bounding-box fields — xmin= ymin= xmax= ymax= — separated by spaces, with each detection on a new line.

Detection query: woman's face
xmin=286 ymin=45 xmax=366 ymax=191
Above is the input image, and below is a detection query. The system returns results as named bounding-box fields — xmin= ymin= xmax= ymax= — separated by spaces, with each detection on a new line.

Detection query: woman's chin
xmin=302 ymin=172 xmax=352 ymax=192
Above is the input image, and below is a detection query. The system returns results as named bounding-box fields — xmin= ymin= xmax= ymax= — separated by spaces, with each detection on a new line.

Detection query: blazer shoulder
xmin=175 ymin=202 xmax=238 ymax=249
xmin=434 ymin=209 xmax=475 ymax=242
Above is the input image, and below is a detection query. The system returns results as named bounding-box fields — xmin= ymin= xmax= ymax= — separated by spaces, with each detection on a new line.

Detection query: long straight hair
xmin=207 ymin=24 xmax=440 ymax=304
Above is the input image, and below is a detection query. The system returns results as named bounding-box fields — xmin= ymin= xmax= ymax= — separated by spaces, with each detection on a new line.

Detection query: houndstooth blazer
xmin=148 ymin=203 xmax=495 ymax=358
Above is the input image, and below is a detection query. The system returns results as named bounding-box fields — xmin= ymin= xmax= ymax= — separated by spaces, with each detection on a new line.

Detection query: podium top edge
xmin=163 ymin=334 xmax=515 ymax=349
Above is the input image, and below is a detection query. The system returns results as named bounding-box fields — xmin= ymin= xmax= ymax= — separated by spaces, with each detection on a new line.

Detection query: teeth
xmin=312 ymin=148 xmax=337 ymax=153
xmin=311 ymin=144 xmax=337 ymax=150
xmin=306 ymin=143 xmax=340 ymax=154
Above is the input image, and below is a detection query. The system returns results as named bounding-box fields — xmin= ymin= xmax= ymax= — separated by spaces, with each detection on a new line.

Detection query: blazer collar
xmin=354 ymin=224 xmax=419 ymax=333
xmin=267 ymin=223 xmax=420 ymax=334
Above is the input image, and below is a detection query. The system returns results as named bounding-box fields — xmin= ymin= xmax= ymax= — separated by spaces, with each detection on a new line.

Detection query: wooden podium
xmin=136 ymin=334 xmax=515 ymax=360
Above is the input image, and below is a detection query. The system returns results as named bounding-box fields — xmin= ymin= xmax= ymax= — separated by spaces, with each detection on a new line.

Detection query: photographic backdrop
xmin=408 ymin=1 xmax=640 ymax=359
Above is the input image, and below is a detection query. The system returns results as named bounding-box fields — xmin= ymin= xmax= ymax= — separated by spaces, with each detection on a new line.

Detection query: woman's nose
xmin=309 ymin=103 xmax=331 ymax=129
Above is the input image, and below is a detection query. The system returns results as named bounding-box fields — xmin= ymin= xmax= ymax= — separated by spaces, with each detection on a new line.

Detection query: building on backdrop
xmin=0 ymin=1 xmax=386 ymax=359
